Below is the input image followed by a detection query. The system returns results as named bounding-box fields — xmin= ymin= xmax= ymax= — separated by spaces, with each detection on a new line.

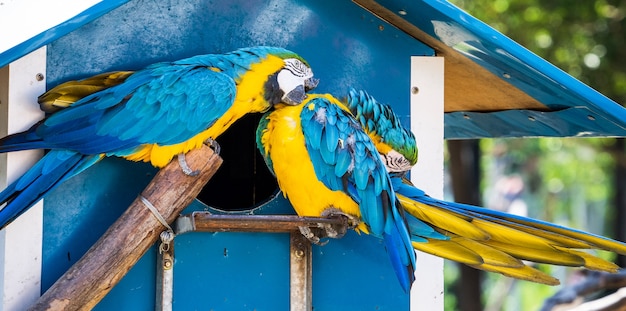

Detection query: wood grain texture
xmin=354 ymin=0 xmax=548 ymax=113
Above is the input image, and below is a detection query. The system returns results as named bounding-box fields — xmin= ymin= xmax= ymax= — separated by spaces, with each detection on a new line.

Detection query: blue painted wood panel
xmin=43 ymin=0 xmax=433 ymax=309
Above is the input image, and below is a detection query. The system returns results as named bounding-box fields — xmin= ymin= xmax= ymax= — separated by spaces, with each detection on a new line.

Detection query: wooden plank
xmin=29 ymin=145 xmax=222 ymax=311
xmin=179 ymin=213 xmax=347 ymax=233
xmin=353 ymin=0 xmax=547 ymax=113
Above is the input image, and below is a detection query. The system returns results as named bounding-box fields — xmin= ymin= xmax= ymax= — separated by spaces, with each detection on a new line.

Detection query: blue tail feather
xmin=383 ymin=203 xmax=416 ymax=293
xmin=0 ymin=124 xmax=47 ymax=153
xmin=0 ymin=150 xmax=100 ymax=229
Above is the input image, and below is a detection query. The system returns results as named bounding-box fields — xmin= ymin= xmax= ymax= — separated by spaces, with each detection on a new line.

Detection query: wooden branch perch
xmin=541 ymin=270 xmax=626 ymax=311
xmin=29 ymin=145 xmax=223 ymax=311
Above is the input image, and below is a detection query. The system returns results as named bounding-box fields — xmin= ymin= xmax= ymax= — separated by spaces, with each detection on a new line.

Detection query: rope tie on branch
xmin=140 ymin=195 xmax=175 ymax=253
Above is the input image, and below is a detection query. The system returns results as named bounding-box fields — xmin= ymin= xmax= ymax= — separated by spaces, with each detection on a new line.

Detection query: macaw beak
xmin=282 ymin=85 xmax=307 ymax=105
xmin=304 ymin=77 xmax=319 ymax=91
xmin=281 ymin=77 xmax=318 ymax=105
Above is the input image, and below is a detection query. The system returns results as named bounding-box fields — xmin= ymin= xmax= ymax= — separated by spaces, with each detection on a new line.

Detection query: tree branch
xmin=542 ymin=270 xmax=626 ymax=311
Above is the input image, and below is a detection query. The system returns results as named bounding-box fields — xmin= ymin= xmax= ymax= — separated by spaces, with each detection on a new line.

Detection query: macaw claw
xmin=298 ymin=213 xmax=351 ymax=245
xmin=204 ymin=138 xmax=221 ymax=155
xmin=299 ymin=226 xmax=329 ymax=246
xmin=177 ymin=153 xmax=200 ymax=176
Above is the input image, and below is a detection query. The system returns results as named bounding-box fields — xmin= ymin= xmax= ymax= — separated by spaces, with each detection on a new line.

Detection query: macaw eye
xmin=276 ymin=58 xmax=317 ymax=105
xmin=382 ymin=150 xmax=414 ymax=173
xmin=283 ymin=58 xmax=313 ymax=79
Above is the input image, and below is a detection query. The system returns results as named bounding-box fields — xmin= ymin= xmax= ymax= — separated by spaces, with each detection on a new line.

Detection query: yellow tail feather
xmin=483 ymin=240 xmax=585 ymax=267
xmin=471 ymin=263 xmax=560 ymax=286
xmin=477 ymin=217 xmax=594 ymax=249
xmin=412 ymin=240 xmax=484 ymax=266
xmin=554 ymin=247 xmax=620 ymax=273
xmin=473 ymin=218 xmax=566 ymax=251
xmin=452 ymin=237 xmax=524 ymax=268
xmin=500 ymin=217 xmax=626 ymax=255
xmin=399 ymin=195 xmax=490 ymax=241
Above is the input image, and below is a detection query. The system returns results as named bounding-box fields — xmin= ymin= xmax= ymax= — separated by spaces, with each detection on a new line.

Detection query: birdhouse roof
xmin=1 ymin=0 xmax=624 ymax=138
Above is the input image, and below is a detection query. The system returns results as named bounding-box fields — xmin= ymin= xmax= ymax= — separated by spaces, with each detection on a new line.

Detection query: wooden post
xmin=290 ymin=231 xmax=313 ymax=311
xmin=410 ymin=56 xmax=445 ymax=310
xmin=29 ymin=145 xmax=222 ymax=311
xmin=0 ymin=47 xmax=46 ymax=310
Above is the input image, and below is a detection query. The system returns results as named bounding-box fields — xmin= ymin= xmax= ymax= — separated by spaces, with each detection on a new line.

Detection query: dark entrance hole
xmin=195 ymin=113 xmax=278 ymax=211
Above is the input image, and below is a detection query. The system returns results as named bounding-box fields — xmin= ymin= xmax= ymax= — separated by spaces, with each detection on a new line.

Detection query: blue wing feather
xmin=300 ymin=96 xmax=393 ymax=233
xmin=2 ymin=59 xmax=236 ymax=156
xmin=0 ymin=150 xmax=101 ymax=228
xmin=300 ymin=96 xmax=416 ymax=292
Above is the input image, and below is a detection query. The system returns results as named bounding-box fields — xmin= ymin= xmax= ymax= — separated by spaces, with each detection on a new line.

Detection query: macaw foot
xmin=299 ymin=226 xmax=329 ymax=246
xmin=298 ymin=210 xmax=354 ymax=245
xmin=204 ymin=138 xmax=221 ymax=156
xmin=321 ymin=208 xmax=359 ymax=231
xmin=177 ymin=153 xmax=200 ymax=176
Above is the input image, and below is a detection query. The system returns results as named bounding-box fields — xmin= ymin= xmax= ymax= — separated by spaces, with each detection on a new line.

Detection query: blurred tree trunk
xmin=614 ymin=138 xmax=626 ymax=268
xmin=447 ymin=139 xmax=483 ymax=311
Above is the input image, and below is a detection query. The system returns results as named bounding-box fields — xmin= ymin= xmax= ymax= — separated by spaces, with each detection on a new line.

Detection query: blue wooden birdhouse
xmin=0 ymin=1 xmax=625 ymax=310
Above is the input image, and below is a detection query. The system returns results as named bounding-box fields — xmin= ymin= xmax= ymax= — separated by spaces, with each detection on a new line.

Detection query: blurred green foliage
xmin=449 ymin=0 xmax=626 ymax=102
xmin=444 ymin=0 xmax=625 ymax=310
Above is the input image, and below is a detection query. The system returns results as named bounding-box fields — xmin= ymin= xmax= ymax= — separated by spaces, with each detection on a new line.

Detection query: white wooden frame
xmin=0 ymin=47 xmax=46 ymax=311
xmin=410 ymin=56 xmax=445 ymax=310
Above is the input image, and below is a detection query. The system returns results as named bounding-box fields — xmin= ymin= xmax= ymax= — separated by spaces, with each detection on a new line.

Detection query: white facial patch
xmin=277 ymin=58 xmax=314 ymax=97
xmin=381 ymin=149 xmax=413 ymax=173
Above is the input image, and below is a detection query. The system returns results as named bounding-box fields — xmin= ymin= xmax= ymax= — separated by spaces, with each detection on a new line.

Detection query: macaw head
xmin=345 ymin=88 xmax=418 ymax=174
xmin=276 ymin=58 xmax=319 ymax=105
xmin=260 ymin=48 xmax=318 ymax=106
xmin=380 ymin=149 xmax=415 ymax=175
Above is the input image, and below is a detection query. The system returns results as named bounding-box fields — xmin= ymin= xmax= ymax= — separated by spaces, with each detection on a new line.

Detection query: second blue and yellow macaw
xmin=346 ymin=88 xmax=626 ymax=285
xmin=0 ymin=46 xmax=319 ymax=229
xmin=256 ymin=93 xmax=417 ymax=292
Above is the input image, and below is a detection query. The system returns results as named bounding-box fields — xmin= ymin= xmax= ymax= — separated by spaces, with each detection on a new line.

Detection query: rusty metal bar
xmin=169 ymin=212 xmax=342 ymax=311
xmin=155 ymin=239 xmax=174 ymax=311
xmin=175 ymin=212 xmax=347 ymax=234
xmin=290 ymin=231 xmax=312 ymax=311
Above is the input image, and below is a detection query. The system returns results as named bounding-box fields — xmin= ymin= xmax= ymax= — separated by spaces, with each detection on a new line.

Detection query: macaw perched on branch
xmin=346 ymin=88 xmax=626 ymax=285
xmin=0 ymin=46 xmax=318 ymax=229
xmin=256 ymin=93 xmax=416 ymax=292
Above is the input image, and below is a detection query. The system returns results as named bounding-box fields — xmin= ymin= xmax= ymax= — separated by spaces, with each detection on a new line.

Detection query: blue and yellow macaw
xmin=0 ymin=46 xmax=319 ymax=229
xmin=347 ymin=88 xmax=626 ymax=285
xmin=256 ymin=93 xmax=416 ymax=292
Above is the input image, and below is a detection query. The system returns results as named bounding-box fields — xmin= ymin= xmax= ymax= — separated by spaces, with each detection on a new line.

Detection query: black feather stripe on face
xmin=283 ymin=59 xmax=309 ymax=78
xmin=263 ymin=72 xmax=285 ymax=105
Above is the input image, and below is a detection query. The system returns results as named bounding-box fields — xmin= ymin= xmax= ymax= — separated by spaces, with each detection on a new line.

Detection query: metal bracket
xmin=290 ymin=231 xmax=312 ymax=311
xmin=155 ymin=233 xmax=174 ymax=311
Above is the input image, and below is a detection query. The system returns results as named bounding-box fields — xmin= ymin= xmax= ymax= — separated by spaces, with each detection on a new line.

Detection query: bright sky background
xmin=0 ymin=0 xmax=101 ymax=53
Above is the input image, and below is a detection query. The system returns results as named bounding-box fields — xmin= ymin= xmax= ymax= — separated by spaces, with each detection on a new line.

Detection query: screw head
xmin=163 ymin=259 xmax=173 ymax=270
xmin=295 ymin=249 xmax=305 ymax=258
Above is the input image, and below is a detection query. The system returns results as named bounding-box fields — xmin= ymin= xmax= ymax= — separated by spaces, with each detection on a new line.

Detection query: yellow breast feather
xmin=261 ymin=103 xmax=365 ymax=229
